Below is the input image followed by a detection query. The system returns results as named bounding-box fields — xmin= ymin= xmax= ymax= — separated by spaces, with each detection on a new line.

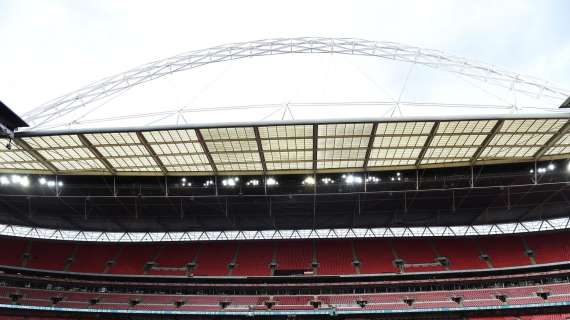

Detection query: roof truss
xmin=1 ymin=217 xmax=569 ymax=242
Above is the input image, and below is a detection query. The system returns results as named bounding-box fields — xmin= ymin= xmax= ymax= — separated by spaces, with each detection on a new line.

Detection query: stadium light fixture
xmin=39 ymin=177 xmax=47 ymax=185
xmin=180 ymin=178 xmax=191 ymax=187
xmin=548 ymin=163 xmax=556 ymax=171
xmin=266 ymin=177 xmax=278 ymax=186
xmin=567 ymin=161 xmax=570 ymax=172
xmin=222 ymin=177 xmax=239 ymax=187
xmin=203 ymin=179 xmax=214 ymax=187
xmin=366 ymin=176 xmax=380 ymax=183
xmin=0 ymin=176 xmax=9 ymax=185
xmin=321 ymin=177 xmax=335 ymax=184
xmin=20 ymin=177 xmax=30 ymax=187
xmin=0 ymin=174 xmax=32 ymax=187
xmin=302 ymin=176 xmax=315 ymax=185
xmin=246 ymin=179 xmax=260 ymax=186
xmin=342 ymin=174 xmax=362 ymax=184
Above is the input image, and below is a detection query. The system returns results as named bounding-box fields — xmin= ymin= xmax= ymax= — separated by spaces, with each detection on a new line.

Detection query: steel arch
xmin=23 ymin=37 xmax=570 ymax=129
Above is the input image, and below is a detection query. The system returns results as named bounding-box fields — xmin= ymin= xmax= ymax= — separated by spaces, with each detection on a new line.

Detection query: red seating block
xmin=478 ymin=236 xmax=530 ymax=268
xmin=275 ymin=240 xmax=313 ymax=271
xmin=232 ymin=241 xmax=273 ymax=276
xmin=192 ymin=242 xmax=237 ymax=276
xmin=354 ymin=239 xmax=398 ymax=274
xmin=27 ymin=241 xmax=75 ymax=271
xmin=68 ymin=243 xmax=121 ymax=273
xmin=316 ymin=240 xmax=355 ymax=275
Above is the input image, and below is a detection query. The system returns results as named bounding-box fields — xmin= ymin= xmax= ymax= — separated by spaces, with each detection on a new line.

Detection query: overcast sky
xmin=1 ymin=0 xmax=569 ymax=129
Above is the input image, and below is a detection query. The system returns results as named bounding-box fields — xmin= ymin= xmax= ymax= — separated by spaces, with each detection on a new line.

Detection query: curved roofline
xmin=16 ymin=113 xmax=570 ymax=137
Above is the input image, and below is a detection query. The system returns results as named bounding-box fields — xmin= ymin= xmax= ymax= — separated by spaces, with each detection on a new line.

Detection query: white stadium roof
xmin=2 ymin=115 xmax=570 ymax=175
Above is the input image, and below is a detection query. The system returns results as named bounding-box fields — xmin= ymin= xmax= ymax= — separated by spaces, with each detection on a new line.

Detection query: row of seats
xmin=0 ymin=232 xmax=569 ymax=276
xmin=2 ymin=282 xmax=570 ymax=311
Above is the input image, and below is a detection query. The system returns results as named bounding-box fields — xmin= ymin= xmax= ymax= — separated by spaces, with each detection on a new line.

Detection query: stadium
xmin=1 ymin=33 xmax=570 ymax=320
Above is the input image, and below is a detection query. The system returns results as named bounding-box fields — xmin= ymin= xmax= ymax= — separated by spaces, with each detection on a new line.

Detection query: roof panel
xmin=317 ymin=149 xmax=367 ymax=161
xmin=261 ymin=138 xmax=312 ymax=151
xmin=264 ymin=150 xmax=312 ymax=161
xmin=436 ymin=120 xmax=497 ymax=134
xmin=369 ymin=148 xmax=422 ymax=159
xmin=429 ymin=134 xmax=487 ymax=147
xmin=318 ymin=137 xmax=369 ymax=149
xmin=211 ymin=152 xmax=261 ymax=164
xmin=480 ymin=146 xmax=540 ymax=159
xmin=21 ymin=136 xmax=106 ymax=171
xmin=545 ymin=133 xmax=570 ymax=156
xmin=151 ymin=142 xmax=205 ymax=156
xmin=422 ymin=147 xmax=479 ymax=162
xmin=318 ymin=123 xmax=373 ymax=136
xmin=141 ymin=130 xmax=210 ymax=172
xmin=266 ymin=161 xmax=313 ymax=170
xmin=375 ymin=121 xmax=434 ymax=135
xmin=142 ymin=129 xmax=199 ymax=143
xmin=317 ymin=160 xmax=364 ymax=169
xmin=206 ymin=140 xmax=258 ymax=152
xmin=545 ymin=146 xmax=570 ymax=156
xmin=500 ymin=119 xmax=566 ymax=133
xmin=160 ymin=154 xmax=211 ymax=166
xmin=107 ymin=156 xmax=161 ymax=171
xmin=84 ymin=132 xmax=162 ymax=172
xmin=258 ymin=125 xmax=313 ymax=139
xmin=165 ymin=164 xmax=213 ymax=172
xmin=368 ymin=159 xmax=416 ymax=167
xmin=200 ymin=127 xmax=255 ymax=140
xmin=217 ymin=162 xmax=263 ymax=171
xmin=0 ymin=139 xmax=46 ymax=170
xmin=374 ymin=135 xmax=427 ymax=148
xmin=85 ymin=132 xmax=140 ymax=145
xmin=489 ymin=133 xmax=553 ymax=146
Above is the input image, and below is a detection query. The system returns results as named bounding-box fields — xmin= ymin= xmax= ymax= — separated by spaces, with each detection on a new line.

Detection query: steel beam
xmin=415 ymin=121 xmax=440 ymax=168
xmin=534 ymin=120 xmax=570 ymax=160
xmin=253 ymin=127 xmax=267 ymax=173
xmin=363 ymin=122 xmax=378 ymax=169
xmin=470 ymin=120 xmax=504 ymax=165
xmin=136 ymin=132 xmax=167 ymax=175
xmin=13 ymin=138 xmax=59 ymax=174
xmin=312 ymin=124 xmax=318 ymax=171
xmin=195 ymin=129 xmax=217 ymax=173
xmin=77 ymin=134 xmax=117 ymax=175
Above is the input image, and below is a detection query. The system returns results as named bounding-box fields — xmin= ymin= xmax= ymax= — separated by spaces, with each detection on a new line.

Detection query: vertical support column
xmin=470 ymin=166 xmax=474 ymax=188
xmin=165 ymin=176 xmax=168 ymax=197
xmin=534 ymin=161 xmax=538 ymax=185
xmin=415 ymin=170 xmax=419 ymax=190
